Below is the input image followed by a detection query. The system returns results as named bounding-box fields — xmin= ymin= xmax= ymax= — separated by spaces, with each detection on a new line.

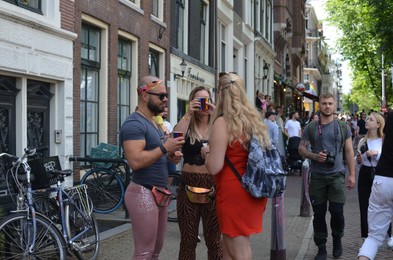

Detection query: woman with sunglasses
xmin=173 ymin=86 xmax=222 ymax=260
xmin=203 ymin=72 xmax=270 ymax=260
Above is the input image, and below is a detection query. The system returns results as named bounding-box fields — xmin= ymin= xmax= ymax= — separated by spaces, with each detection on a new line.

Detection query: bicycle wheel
xmin=0 ymin=212 xmax=67 ymax=259
xmin=65 ymin=195 xmax=99 ymax=260
xmin=167 ymin=172 xmax=181 ymax=222
xmin=33 ymin=193 xmax=59 ymax=223
xmin=81 ymin=168 xmax=125 ymax=214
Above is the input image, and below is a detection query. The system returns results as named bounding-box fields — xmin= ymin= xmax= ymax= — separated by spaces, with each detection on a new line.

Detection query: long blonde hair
xmin=358 ymin=112 xmax=385 ymax=148
xmin=211 ymin=72 xmax=271 ymax=149
xmin=187 ymin=86 xmax=212 ymax=144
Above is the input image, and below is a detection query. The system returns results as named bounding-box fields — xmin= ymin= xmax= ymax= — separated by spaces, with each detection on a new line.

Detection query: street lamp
xmin=174 ymin=59 xmax=187 ymax=80
xmin=263 ymin=63 xmax=269 ymax=79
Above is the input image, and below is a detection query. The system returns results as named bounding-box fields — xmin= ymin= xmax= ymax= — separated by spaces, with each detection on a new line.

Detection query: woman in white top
xmin=356 ymin=112 xmax=388 ymax=239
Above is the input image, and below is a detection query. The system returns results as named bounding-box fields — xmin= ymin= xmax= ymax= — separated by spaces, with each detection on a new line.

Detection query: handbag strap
xmin=225 ymin=156 xmax=242 ymax=182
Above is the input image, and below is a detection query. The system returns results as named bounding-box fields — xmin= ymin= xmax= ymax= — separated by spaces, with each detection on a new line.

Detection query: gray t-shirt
xmin=120 ymin=112 xmax=168 ymax=187
xmin=301 ymin=120 xmax=352 ymax=175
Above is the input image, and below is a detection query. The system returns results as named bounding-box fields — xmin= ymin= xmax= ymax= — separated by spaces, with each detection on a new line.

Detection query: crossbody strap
xmin=225 ymin=156 xmax=242 ymax=182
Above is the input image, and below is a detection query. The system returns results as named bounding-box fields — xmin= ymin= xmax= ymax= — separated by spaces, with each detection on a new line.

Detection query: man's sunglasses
xmin=146 ymin=92 xmax=168 ymax=101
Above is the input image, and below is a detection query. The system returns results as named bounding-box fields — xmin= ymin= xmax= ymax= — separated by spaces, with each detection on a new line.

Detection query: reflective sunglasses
xmin=146 ymin=92 xmax=168 ymax=101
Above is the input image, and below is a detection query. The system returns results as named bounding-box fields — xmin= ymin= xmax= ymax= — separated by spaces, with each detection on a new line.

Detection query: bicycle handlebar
xmin=68 ymin=156 xmax=131 ymax=173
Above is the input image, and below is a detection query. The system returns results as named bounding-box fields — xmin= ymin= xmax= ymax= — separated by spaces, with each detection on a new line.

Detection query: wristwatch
xmin=159 ymin=144 xmax=167 ymax=155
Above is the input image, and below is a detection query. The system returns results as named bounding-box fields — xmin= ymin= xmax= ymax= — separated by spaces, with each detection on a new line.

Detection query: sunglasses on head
xmin=219 ymin=71 xmax=238 ymax=78
xmin=146 ymin=92 xmax=168 ymax=101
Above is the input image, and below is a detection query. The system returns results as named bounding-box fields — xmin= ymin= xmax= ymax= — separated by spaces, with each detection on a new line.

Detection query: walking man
xmin=299 ymin=93 xmax=355 ymax=260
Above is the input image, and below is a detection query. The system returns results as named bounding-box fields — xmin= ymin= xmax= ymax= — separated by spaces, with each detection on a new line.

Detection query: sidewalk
xmin=95 ymin=174 xmax=393 ymax=259
xmin=96 ymin=175 xmax=312 ymax=259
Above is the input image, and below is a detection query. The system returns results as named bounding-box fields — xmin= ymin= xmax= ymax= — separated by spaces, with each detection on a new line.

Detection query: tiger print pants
xmin=177 ymin=171 xmax=223 ymax=260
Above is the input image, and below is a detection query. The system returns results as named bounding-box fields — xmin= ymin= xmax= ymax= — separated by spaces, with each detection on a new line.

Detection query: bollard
xmin=299 ymin=159 xmax=311 ymax=217
xmin=270 ymin=194 xmax=286 ymax=260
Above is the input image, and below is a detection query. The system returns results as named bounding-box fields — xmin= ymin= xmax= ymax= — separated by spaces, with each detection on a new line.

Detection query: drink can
xmin=172 ymin=131 xmax=183 ymax=138
xmin=198 ymin=97 xmax=209 ymax=111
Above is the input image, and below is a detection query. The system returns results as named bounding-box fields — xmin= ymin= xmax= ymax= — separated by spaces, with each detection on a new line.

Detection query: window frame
xmin=199 ymin=0 xmax=208 ymax=64
xmin=3 ymin=0 xmax=42 ymax=14
xmin=80 ymin=23 xmax=102 ymax=158
xmin=117 ymin=38 xmax=132 ymax=138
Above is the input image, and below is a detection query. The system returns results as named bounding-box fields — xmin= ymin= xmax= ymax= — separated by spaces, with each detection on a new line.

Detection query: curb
xmin=295 ymin=216 xmax=313 ymax=259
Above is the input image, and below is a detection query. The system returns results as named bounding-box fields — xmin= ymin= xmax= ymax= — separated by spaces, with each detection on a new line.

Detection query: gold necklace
xmin=137 ymin=109 xmax=158 ymax=128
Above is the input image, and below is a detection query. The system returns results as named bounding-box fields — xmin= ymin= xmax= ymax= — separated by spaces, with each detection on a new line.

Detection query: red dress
xmin=214 ymin=141 xmax=268 ymax=237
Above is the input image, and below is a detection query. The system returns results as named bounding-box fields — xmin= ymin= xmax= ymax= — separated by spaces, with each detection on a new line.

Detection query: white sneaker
xmin=386 ymin=237 xmax=393 ymax=248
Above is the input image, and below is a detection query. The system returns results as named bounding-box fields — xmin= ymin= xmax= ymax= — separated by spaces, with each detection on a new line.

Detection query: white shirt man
xmin=285 ymin=111 xmax=302 ymax=138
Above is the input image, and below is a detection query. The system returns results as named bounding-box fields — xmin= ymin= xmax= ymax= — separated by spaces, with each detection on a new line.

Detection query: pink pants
xmin=124 ymin=182 xmax=168 ymax=260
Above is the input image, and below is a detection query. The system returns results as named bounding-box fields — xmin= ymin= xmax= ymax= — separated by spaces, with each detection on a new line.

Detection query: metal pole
xmin=382 ymin=54 xmax=386 ymax=109
xmin=300 ymin=159 xmax=311 ymax=217
xmin=270 ymin=194 xmax=286 ymax=260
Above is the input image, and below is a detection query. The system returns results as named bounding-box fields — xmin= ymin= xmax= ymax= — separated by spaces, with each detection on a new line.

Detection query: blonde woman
xmin=173 ymin=86 xmax=222 ymax=260
xmin=203 ymin=72 xmax=270 ymax=260
xmin=356 ymin=112 xmax=390 ymax=240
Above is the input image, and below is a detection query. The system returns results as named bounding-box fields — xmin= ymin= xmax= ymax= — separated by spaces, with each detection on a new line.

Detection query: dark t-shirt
xmin=119 ymin=112 xmax=168 ymax=187
xmin=357 ymin=119 xmax=367 ymax=135
xmin=376 ymin=112 xmax=393 ymax=178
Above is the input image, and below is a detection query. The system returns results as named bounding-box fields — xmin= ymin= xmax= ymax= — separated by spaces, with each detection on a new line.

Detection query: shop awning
xmin=302 ymin=91 xmax=319 ymax=102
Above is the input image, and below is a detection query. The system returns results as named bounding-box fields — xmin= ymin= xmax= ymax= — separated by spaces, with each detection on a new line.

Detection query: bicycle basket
xmin=65 ymin=184 xmax=93 ymax=218
xmin=28 ymin=156 xmax=62 ymax=189
xmin=90 ymin=143 xmax=120 ymax=168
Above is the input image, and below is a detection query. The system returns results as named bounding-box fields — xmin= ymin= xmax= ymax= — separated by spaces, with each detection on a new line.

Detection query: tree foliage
xmin=325 ymin=0 xmax=393 ymax=112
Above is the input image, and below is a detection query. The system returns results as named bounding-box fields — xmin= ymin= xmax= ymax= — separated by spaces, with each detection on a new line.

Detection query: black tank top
xmin=182 ymin=137 xmax=208 ymax=166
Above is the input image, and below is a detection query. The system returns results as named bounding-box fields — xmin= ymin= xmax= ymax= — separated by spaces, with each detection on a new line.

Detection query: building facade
xmin=0 ymin=0 xmax=76 ymax=183
xmin=0 ymin=0 xmax=342 ymax=212
xmin=73 ymin=0 xmax=171 ymax=173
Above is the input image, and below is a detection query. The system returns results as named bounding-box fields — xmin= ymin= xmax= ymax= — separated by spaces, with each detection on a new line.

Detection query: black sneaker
xmin=333 ymin=239 xmax=343 ymax=258
xmin=315 ymin=245 xmax=327 ymax=260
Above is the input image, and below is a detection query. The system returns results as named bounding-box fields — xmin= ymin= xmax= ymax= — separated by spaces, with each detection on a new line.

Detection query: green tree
xmin=325 ymin=0 xmax=393 ymax=109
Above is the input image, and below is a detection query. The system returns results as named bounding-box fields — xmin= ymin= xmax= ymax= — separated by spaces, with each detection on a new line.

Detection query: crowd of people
xmin=118 ymin=73 xmax=393 ymax=260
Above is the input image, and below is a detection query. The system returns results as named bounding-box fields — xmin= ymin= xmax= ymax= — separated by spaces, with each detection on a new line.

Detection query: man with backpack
xmin=298 ymin=93 xmax=355 ymax=260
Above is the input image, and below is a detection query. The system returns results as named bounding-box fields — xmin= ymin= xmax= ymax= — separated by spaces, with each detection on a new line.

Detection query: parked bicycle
xmin=69 ymin=156 xmax=130 ymax=215
xmin=0 ymin=148 xmax=99 ymax=259
xmin=69 ymin=154 xmax=181 ymax=222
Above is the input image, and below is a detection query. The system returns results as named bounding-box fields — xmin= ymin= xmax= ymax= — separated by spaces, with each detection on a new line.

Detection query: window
xmin=200 ymin=1 xmax=207 ymax=63
xmin=244 ymin=45 xmax=248 ymax=90
xmin=3 ymin=0 xmax=42 ymax=14
xmin=259 ymin=0 xmax=265 ymax=35
xmin=305 ymin=10 xmax=309 ymax=29
xmin=218 ymin=22 xmax=226 ymax=72
xmin=117 ymin=39 xmax=132 ymax=136
xmin=177 ymin=0 xmax=185 ymax=51
xmin=149 ymin=49 xmax=160 ymax=77
xmin=265 ymin=1 xmax=271 ymax=41
xmin=151 ymin=0 xmax=163 ymax=20
xmin=248 ymin=0 xmax=254 ymax=27
xmin=177 ymin=99 xmax=187 ymax=122
xmin=80 ymin=24 xmax=101 ymax=158
xmin=255 ymin=0 xmax=260 ymax=32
